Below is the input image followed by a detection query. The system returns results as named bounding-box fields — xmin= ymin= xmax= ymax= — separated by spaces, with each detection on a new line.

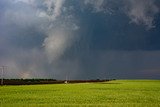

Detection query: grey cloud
xmin=124 ymin=0 xmax=159 ymax=29
xmin=43 ymin=28 xmax=77 ymax=63
xmin=84 ymin=0 xmax=159 ymax=29
xmin=84 ymin=0 xmax=104 ymax=12
xmin=1 ymin=0 xmax=160 ymax=79
xmin=37 ymin=0 xmax=65 ymax=21
xmin=0 ymin=0 xmax=79 ymax=79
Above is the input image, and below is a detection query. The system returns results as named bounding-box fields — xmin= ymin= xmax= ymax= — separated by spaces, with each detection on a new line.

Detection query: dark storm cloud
xmin=0 ymin=0 xmax=160 ymax=79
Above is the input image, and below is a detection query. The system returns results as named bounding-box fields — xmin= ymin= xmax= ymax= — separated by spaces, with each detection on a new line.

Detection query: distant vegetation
xmin=0 ymin=80 xmax=160 ymax=107
xmin=2 ymin=79 xmax=113 ymax=85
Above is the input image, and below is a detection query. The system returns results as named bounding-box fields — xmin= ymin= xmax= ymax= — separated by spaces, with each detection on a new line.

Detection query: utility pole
xmin=0 ymin=66 xmax=7 ymax=86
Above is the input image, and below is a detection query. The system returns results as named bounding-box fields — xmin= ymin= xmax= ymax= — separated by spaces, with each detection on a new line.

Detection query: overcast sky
xmin=0 ymin=0 xmax=160 ymax=79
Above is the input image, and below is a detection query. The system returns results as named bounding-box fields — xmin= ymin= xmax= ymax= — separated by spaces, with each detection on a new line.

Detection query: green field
xmin=0 ymin=80 xmax=160 ymax=107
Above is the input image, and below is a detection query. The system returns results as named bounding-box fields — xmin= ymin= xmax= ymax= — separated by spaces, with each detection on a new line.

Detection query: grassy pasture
xmin=0 ymin=80 xmax=160 ymax=107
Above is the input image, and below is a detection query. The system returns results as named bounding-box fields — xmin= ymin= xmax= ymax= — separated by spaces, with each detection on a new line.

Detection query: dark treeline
xmin=4 ymin=79 xmax=57 ymax=82
xmin=1 ymin=79 xmax=116 ymax=85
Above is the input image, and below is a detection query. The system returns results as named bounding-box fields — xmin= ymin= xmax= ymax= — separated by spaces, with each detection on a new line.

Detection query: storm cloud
xmin=0 ymin=0 xmax=160 ymax=79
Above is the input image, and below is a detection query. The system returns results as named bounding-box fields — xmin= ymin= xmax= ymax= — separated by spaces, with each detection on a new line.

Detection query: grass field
xmin=0 ymin=80 xmax=160 ymax=107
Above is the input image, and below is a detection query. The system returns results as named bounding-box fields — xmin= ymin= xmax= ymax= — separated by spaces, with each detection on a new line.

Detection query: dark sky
xmin=0 ymin=0 xmax=160 ymax=79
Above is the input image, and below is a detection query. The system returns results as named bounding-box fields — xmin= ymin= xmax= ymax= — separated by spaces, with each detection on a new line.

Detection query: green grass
xmin=0 ymin=80 xmax=160 ymax=107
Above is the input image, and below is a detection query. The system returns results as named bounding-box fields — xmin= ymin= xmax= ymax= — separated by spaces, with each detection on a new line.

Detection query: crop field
xmin=0 ymin=80 xmax=160 ymax=107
